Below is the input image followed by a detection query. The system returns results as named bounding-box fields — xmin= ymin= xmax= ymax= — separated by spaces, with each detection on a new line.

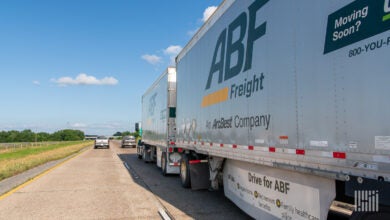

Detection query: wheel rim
xmin=180 ymin=159 xmax=187 ymax=182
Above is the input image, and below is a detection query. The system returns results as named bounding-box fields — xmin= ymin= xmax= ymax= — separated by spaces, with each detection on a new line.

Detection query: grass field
xmin=0 ymin=141 xmax=93 ymax=181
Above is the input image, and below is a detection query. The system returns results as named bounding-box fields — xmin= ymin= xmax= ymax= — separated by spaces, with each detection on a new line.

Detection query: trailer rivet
xmin=357 ymin=177 xmax=363 ymax=184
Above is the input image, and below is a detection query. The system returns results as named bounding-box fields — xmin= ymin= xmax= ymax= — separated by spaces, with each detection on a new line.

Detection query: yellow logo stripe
xmin=201 ymin=87 xmax=229 ymax=107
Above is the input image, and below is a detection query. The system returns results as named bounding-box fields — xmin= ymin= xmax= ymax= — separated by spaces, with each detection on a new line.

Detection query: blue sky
xmin=0 ymin=0 xmax=222 ymax=135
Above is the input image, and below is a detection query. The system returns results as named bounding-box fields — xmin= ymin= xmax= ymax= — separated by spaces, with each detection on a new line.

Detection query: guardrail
xmin=0 ymin=141 xmax=86 ymax=150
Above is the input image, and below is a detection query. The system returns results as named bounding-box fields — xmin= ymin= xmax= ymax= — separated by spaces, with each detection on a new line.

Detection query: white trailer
xmin=173 ymin=0 xmax=390 ymax=219
xmin=137 ymin=67 xmax=182 ymax=175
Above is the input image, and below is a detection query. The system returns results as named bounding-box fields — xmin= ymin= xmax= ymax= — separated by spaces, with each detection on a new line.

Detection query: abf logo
xmin=384 ymin=0 xmax=390 ymax=21
xmin=202 ymin=0 xmax=268 ymax=108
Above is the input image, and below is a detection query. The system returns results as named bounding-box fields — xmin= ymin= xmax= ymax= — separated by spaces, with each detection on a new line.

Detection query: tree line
xmin=113 ymin=131 xmax=140 ymax=139
xmin=0 ymin=129 xmax=85 ymax=143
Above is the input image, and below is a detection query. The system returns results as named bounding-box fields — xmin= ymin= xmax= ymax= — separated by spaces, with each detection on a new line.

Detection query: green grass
xmin=0 ymin=141 xmax=92 ymax=181
xmin=0 ymin=141 xmax=85 ymax=161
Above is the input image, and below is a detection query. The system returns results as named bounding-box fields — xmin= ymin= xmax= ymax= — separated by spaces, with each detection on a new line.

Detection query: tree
xmin=0 ymin=129 xmax=85 ymax=143
xmin=121 ymin=131 xmax=131 ymax=136
xmin=37 ymin=132 xmax=50 ymax=142
xmin=18 ymin=129 xmax=35 ymax=142
xmin=7 ymin=130 xmax=19 ymax=142
xmin=0 ymin=131 xmax=8 ymax=143
xmin=113 ymin=131 xmax=122 ymax=137
xmin=114 ymin=131 xmax=140 ymax=139
xmin=50 ymin=129 xmax=85 ymax=141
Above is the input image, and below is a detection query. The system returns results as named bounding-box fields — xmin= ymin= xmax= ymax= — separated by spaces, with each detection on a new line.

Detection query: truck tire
xmin=180 ymin=154 xmax=191 ymax=188
xmin=137 ymin=147 xmax=142 ymax=159
xmin=143 ymin=147 xmax=148 ymax=163
xmin=161 ymin=153 xmax=167 ymax=176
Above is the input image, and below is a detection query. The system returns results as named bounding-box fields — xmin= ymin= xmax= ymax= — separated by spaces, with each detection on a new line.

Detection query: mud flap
xmin=189 ymin=162 xmax=210 ymax=190
xmin=143 ymin=146 xmax=152 ymax=162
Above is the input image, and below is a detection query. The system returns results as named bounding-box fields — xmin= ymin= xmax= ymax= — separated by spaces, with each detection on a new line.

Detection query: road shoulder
xmin=0 ymin=147 xmax=90 ymax=196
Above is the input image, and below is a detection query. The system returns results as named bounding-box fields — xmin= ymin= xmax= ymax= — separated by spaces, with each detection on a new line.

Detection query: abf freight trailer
xmin=174 ymin=0 xmax=390 ymax=219
xmin=137 ymin=67 xmax=182 ymax=175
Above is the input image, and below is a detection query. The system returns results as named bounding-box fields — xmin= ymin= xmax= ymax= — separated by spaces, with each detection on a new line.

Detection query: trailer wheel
xmin=142 ymin=149 xmax=147 ymax=163
xmin=180 ymin=154 xmax=191 ymax=188
xmin=137 ymin=146 xmax=142 ymax=159
xmin=142 ymin=146 xmax=150 ymax=163
xmin=161 ymin=153 xmax=167 ymax=176
xmin=137 ymin=147 xmax=142 ymax=159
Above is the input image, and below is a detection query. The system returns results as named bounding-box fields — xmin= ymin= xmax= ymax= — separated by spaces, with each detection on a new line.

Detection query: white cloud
xmin=71 ymin=123 xmax=88 ymax=128
xmin=202 ymin=6 xmax=218 ymax=22
xmin=33 ymin=80 xmax=40 ymax=85
xmin=141 ymin=54 xmax=162 ymax=65
xmin=52 ymin=73 xmax=118 ymax=86
xmin=186 ymin=6 xmax=217 ymax=38
xmin=164 ymin=45 xmax=182 ymax=56
xmin=164 ymin=45 xmax=183 ymax=65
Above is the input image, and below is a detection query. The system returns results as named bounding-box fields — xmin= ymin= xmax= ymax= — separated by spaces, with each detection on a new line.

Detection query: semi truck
xmin=140 ymin=0 xmax=390 ymax=219
xmin=137 ymin=67 xmax=182 ymax=175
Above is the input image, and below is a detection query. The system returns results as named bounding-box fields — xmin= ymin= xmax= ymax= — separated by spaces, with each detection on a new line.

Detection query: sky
xmin=0 ymin=0 xmax=222 ymax=136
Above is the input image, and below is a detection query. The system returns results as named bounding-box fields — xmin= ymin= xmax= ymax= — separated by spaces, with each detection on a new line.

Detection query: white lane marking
xmin=158 ymin=208 xmax=172 ymax=220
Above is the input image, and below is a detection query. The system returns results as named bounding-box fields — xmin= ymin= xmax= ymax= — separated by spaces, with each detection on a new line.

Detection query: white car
xmin=94 ymin=136 xmax=110 ymax=149
xmin=122 ymin=136 xmax=136 ymax=148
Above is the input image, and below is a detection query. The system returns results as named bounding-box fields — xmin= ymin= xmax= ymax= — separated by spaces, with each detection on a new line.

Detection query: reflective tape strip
xmin=321 ymin=151 xmax=333 ymax=158
xmin=278 ymin=148 xmax=295 ymax=154
xmin=333 ymin=152 xmax=346 ymax=159
xmin=189 ymin=160 xmax=208 ymax=164
xmin=169 ymin=162 xmax=180 ymax=166
xmin=257 ymin=146 xmax=269 ymax=152
xmin=178 ymin=140 xmax=348 ymax=160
